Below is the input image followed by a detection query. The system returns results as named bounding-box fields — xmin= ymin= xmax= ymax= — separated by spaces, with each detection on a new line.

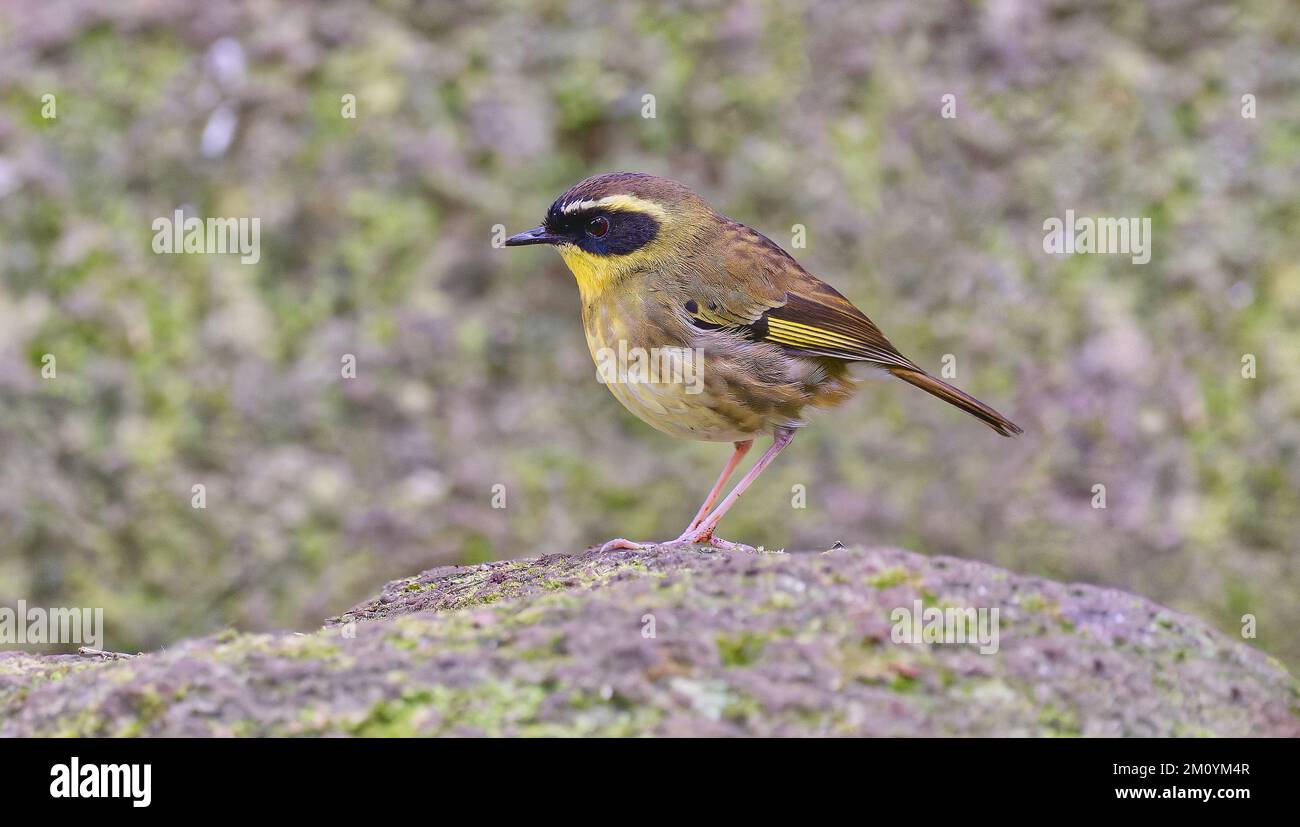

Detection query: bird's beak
xmin=504 ymin=226 xmax=561 ymax=246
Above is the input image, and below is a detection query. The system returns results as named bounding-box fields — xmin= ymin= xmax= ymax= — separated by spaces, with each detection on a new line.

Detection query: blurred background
xmin=0 ymin=0 xmax=1297 ymax=670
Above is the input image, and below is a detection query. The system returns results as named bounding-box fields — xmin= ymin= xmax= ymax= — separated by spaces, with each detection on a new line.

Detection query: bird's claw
xmin=597 ymin=537 xmax=651 ymax=553
xmin=701 ymin=536 xmax=757 ymax=552
xmin=595 ymin=533 xmax=756 ymax=554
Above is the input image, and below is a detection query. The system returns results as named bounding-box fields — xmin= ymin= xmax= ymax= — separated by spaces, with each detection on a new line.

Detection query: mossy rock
xmin=2 ymin=546 xmax=1296 ymax=736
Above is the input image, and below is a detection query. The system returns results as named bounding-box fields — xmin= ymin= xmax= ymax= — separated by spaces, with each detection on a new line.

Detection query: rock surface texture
xmin=2 ymin=546 xmax=1296 ymax=736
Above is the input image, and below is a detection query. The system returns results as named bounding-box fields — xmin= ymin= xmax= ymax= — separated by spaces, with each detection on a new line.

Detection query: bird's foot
xmin=669 ymin=525 xmax=716 ymax=547
xmin=699 ymin=535 xmax=758 ymax=553
xmin=669 ymin=527 xmax=757 ymax=553
xmin=596 ymin=537 xmax=652 ymax=553
xmin=595 ymin=533 xmax=756 ymax=554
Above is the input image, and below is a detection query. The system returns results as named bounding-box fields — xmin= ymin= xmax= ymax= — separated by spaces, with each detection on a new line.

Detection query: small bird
xmin=507 ymin=172 xmax=1021 ymax=552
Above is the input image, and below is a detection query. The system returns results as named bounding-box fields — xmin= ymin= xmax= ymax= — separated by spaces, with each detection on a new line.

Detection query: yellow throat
xmin=557 ymin=245 xmax=639 ymax=304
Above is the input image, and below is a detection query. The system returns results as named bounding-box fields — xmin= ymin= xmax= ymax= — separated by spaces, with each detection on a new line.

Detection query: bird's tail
xmin=887 ymin=367 xmax=1023 ymax=437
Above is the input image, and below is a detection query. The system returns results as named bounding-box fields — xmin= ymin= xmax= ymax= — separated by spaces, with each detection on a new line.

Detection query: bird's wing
xmin=684 ymin=221 xmax=919 ymax=371
xmin=684 ymin=221 xmax=1023 ymax=437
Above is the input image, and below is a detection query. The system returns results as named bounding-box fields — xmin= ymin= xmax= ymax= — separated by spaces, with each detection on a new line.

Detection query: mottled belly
xmin=590 ymin=343 xmax=757 ymax=443
xmin=584 ymin=314 xmax=762 ymax=443
xmin=580 ymin=295 xmax=845 ymax=443
xmin=602 ymin=364 xmax=759 ymax=442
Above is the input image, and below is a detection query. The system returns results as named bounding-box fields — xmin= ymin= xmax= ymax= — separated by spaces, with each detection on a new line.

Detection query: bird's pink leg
xmin=597 ymin=439 xmax=753 ymax=553
xmin=684 ymin=440 xmax=753 ymax=532
xmin=677 ymin=427 xmax=796 ymax=546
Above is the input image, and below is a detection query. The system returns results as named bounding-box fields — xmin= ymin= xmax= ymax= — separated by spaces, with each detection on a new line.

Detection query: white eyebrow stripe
xmin=559 ymin=194 xmax=669 ymax=220
xmin=560 ymin=199 xmax=600 ymax=214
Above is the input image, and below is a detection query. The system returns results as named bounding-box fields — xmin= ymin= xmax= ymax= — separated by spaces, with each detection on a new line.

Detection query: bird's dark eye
xmin=586 ymin=215 xmax=610 ymax=238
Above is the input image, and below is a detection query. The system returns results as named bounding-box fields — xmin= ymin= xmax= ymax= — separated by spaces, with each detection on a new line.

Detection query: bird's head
xmin=506 ymin=172 xmax=715 ymax=301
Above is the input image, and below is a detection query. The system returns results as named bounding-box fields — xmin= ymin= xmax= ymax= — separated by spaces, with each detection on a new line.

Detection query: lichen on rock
xmin=2 ymin=546 xmax=1296 ymax=737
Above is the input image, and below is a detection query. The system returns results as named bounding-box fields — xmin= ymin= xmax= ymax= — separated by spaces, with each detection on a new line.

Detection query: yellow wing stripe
xmin=766 ymin=329 xmax=849 ymax=350
xmin=689 ymin=305 xmax=913 ymax=366
xmin=765 ymin=327 xmax=855 ymax=350
xmin=767 ymin=318 xmax=915 ymax=368
xmin=768 ymin=317 xmax=862 ymax=346
xmin=767 ymin=318 xmax=864 ymax=349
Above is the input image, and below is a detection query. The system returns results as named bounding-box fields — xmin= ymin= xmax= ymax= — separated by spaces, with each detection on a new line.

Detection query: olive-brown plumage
xmin=507 ymin=172 xmax=1021 ymax=550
